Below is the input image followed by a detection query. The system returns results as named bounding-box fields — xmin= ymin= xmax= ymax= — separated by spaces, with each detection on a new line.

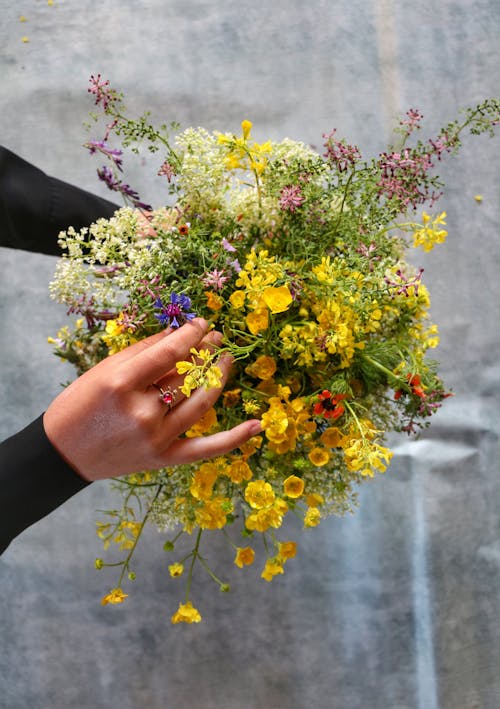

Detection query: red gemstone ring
xmin=152 ymin=384 xmax=178 ymax=412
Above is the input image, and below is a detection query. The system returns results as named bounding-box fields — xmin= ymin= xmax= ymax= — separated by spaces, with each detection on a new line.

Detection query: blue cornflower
xmin=154 ymin=292 xmax=196 ymax=329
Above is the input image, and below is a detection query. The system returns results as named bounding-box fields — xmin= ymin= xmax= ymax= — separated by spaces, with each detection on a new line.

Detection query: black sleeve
xmin=0 ymin=147 xmax=118 ymax=552
xmin=0 ymin=145 xmax=118 ymax=256
xmin=0 ymin=416 xmax=90 ymax=554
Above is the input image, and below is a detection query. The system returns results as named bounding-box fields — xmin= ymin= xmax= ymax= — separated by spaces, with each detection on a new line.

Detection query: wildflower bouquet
xmin=49 ymin=77 xmax=499 ymax=623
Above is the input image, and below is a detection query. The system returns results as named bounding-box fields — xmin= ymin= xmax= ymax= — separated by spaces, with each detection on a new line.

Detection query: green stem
xmin=117 ymin=484 xmax=163 ymax=586
xmin=185 ymin=528 xmax=203 ymax=601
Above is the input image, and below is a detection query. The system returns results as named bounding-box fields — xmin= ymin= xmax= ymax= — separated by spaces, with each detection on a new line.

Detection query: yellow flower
xmin=245 ymin=498 xmax=288 ymax=532
xmin=195 ymin=497 xmax=233 ymax=529
xmin=234 ymin=546 xmax=255 ymax=568
xmin=304 ymin=507 xmax=321 ymax=528
xmin=238 ymin=434 xmax=263 ymax=459
xmin=246 ymin=307 xmax=269 ymax=334
xmin=245 ymin=480 xmax=275 ymax=509
xmin=262 ymin=285 xmax=293 ymax=314
xmin=261 ymin=558 xmax=284 ymax=582
xmin=204 ymin=290 xmax=224 ymax=311
xmin=189 ymin=462 xmax=219 ymax=500
xmin=168 ymin=563 xmax=184 ymax=577
xmin=245 ymin=355 xmax=277 ymax=380
xmin=320 ymin=427 xmax=344 ymax=448
xmin=185 ymin=407 xmax=217 ymax=437
xmin=306 ymin=492 xmax=324 ymax=508
xmin=308 ymin=447 xmax=331 ymax=467
xmin=171 ymin=601 xmax=202 ymax=624
xmin=223 ymin=388 xmax=242 ymax=407
xmin=283 ymin=475 xmax=305 ymax=499
xmin=101 ymin=588 xmax=128 ymax=606
xmin=229 ymin=290 xmax=246 ymax=309
xmin=278 ymin=541 xmax=297 ymax=559
xmin=412 ymin=212 xmax=447 ymax=251
xmin=241 ymin=120 xmax=253 ymax=140
xmin=226 ymin=458 xmax=253 ymax=483
xmin=474 ymin=194 xmax=483 ymax=203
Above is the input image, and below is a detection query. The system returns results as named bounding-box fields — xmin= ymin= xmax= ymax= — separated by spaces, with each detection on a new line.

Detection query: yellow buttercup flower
xmin=229 ymin=290 xmax=246 ymax=309
xmin=245 ymin=355 xmax=277 ymax=380
xmin=205 ymin=290 xmax=224 ymax=311
xmin=261 ymin=557 xmax=284 ymax=581
xmin=234 ymin=546 xmax=255 ymax=568
xmin=246 ymin=307 xmax=269 ymax=334
xmin=306 ymin=492 xmax=324 ymax=508
xmin=101 ymin=588 xmax=128 ymax=606
xmin=262 ymin=285 xmax=293 ymax=314
xmin=304 ymin=507 xmax=321 ymax=528
xmin=189 ymin=461 xmax=219 ymax=500
xmin=320 ymin=427 xmax=344 ymax=448
xmin=308 ymin=447 xmax=331 ymax=467
xmin=195 ymin=496 xmax=233 ymax=529
xmin=226 ymin=458 xmax=253 ymax=483
xmin=283 ymin=475 xmax=305 ymax=499
xmin=171 ymin=601 xmax=202 ymax=624
xmin=168 ymin=563 xmax=184 ymax=577
xmin=244 ymin=480 xmax=275 ymax=509
xmin=278 ymin=541 xmax=297 ymax=559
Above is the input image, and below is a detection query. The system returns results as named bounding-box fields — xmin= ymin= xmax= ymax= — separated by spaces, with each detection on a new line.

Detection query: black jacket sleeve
xmin=0 ymin=417 xmax=90 ymax=554
xmin=0 ymin=146 xmax=119 ymax=552
xmin=0 ymin=145 xmax=118 ymax=255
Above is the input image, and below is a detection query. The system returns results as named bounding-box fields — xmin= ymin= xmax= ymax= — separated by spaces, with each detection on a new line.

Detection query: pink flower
xmin=279 ymin=185 xmax=304 ymax=212
xmin=202 ymin=269 xmax=230 ymax=291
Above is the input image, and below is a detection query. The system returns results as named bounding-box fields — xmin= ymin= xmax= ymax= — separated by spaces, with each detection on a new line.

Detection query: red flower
xmin=394 ymin=373 xmax=426 ymax=400
xmin=313 ymin=390 xmax=347 ymax=419
xmin=178 ymin=224 xmax=189 ymax=235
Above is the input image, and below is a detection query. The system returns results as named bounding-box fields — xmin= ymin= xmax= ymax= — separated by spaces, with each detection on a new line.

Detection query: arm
xmin=0 ymin=145 xmax=118 ymax=255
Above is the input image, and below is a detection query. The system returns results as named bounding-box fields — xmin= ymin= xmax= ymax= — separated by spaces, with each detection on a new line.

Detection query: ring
xmin=152 ymin=384 xmax=178 ymax=411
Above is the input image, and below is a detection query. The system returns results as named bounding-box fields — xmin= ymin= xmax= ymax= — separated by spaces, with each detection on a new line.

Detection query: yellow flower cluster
xmin=176 ymin=347 xmax=223 ymax=397
xmin=412 ymin=212 xmax=447 ymax=251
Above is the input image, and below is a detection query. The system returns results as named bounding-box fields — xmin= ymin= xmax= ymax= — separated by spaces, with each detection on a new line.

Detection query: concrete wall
xmin=1 ymin=1 xmax=500 ymax=707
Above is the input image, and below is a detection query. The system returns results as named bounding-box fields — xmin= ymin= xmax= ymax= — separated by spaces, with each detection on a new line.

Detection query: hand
xmin=43 ymin=318 xmax=261 ymax=482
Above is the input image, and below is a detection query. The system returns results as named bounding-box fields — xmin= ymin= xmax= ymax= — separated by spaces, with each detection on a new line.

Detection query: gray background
xmin=1 ymin=1 xmax=500 ymax=708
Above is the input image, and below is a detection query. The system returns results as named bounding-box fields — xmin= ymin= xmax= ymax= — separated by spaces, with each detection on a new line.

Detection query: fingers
xmin=125 ymin=318 xmax=209 ymax=388
xmin=159 ymin=420 xmax=262 ymax=466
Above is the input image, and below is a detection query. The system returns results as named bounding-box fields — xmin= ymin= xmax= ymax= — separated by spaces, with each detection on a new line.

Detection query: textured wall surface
xmin=1 ymin=1 xmax=500 ymax=708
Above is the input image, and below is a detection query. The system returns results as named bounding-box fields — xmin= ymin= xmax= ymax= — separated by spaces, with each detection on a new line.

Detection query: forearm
xmin=0 ymin=415 xmax=90 ymax=554
xmin=0 ymin=146 xmax=118 ymax=256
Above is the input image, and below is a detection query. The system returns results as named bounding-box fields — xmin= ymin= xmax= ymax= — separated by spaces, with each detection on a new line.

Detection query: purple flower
xmin=86 ymin=140 xmax=123 ymax=170
xmin=278 ymin=185 xmax=305 ymax=212
xmin=154 ymin=292 xmax=196 ymax=328
xmin=221 ymin=237 xmax=237 ymax=252
xmin=97 ymin=166 xmax=152 ymax=210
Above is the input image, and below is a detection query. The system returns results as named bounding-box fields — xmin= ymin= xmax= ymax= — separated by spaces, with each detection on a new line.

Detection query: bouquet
xmin=49 ymin=76 xmax=499 ymax=623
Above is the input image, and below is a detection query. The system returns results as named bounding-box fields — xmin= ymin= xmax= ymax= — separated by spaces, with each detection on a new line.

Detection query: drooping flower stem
xmin=117 ymin=484 xmax=163 ymax=586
